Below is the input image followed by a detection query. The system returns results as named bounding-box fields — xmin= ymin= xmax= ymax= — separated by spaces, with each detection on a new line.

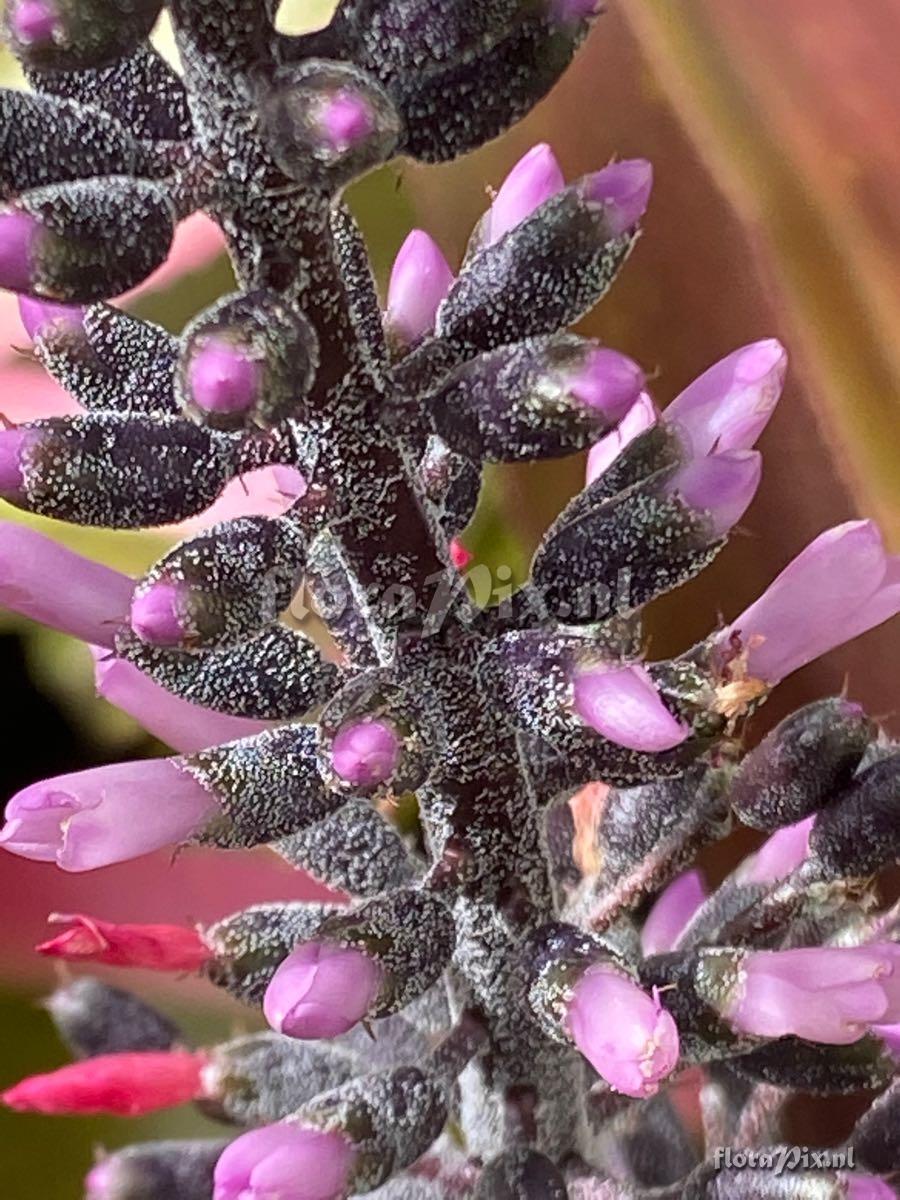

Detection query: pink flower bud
xmin=720 ymin=520 xmax=900 ymax=686
xmin=92 ymin=651 xmax=270 ymax=753
xmin=724 ymin=944 xmax=900 ymax=1044
xmin=572 ymin=663 xmax=690 ymax=752
xmin=582 ymin=159 xmax=653 ymax=238
xmin=842 ymin=1177 xmax=898 ymax=1200
xmin=130 ymin=581 xmax=189 ymax=645
xmin=0 ymin=209 xmax=40 ymax=291
xmin=385 ymin=230 xmax=455 ymax=347
xmin=565 ymin=346 xmax=645 ymax=424
xmin=8 ymin=0 xmax=60 ymax=44
xmin=641 ymin=869 xmax=707 ymax=956
xmin=733 ymin=815 xmax=814 ymax=886
xmin=0 ymin=759 xmax=218 ymax=871
xmin=0 ymin=521 xmax=133 ymax=647
xmin=547 ymin=0 xmax=602 ymax=28
xmin=450 ymin=537 xmax=473 ymax=570
xmin=36 ymin=913 xmax=210 ymax=971
xmin=566 ymin=966 xmax=680 ymax=1097
xmin=214 ymin=1122 xmax=355 ymax=1200
xmin=585 ymin=389 xmax=658 ymax=485
xmin=18 ymin=294 xmax=85 ymax=340
xmin=317 ymin=91 xmax=375 ymax=151
xmin=487 ymin=143 xmax=565 ymax=244
xmin=664 ymin=339 xmax=787 ymax=458
xmin=664 ymin=448 xmax=761 ymax=536
xmin=2 ymin=1050 xmax=206 ymax=1116
xmin=187 ymin=337 xmax=261 ymax=416
xmin=264 ymin=941 xmax=383 ymax=1039
xmin=331 ymin=717 xmax=402 ymax=787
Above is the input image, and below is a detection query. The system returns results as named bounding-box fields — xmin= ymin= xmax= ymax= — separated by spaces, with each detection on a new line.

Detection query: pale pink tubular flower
xmin=0 ymin=759 xmax=219 ymax=871
xmin=641 ymin=868 xmax=707 ymax=956
xmin=723 ymin=943 xmax=900 ymax=1045
xmin=0 ymin=521 xmax=133 ymax=647
xmin=566 ymin=965 xmax=680 ymax=1097
xmin=720 ymin=520 xmax=900 ymax=686
xmin=91 ymin=650 xmax=270 ymax=753
xmin=586 ymin=391 xmax=658 ymax=484
xmin=572 ymin=663 xmax=690 ymax=752
xmin=733 ymin=815 xmax=815 ymax=886
xmin=214 ymin=1123 xmax=355 ymax=1200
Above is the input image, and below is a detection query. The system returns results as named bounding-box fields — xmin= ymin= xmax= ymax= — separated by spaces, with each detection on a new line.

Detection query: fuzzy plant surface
xmin=2 ymin=2 xmax=900 ymax=1198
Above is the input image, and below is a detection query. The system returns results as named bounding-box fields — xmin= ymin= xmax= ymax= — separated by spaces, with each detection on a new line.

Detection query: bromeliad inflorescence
xmin=1 ymin=2 xmax=900 ymax=1198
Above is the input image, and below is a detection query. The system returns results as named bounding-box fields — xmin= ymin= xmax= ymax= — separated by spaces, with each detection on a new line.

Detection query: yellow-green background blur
xmin=1 ymin=2 xmax=899 ymax=1194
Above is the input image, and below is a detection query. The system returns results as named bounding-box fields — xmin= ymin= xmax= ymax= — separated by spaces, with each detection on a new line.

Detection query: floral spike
xmin=0 ymin=1 xmax=899 ymax=1194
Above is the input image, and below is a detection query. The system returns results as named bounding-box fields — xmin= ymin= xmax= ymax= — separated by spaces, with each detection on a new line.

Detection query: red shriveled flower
xmin=35 ymin=913 xmax=211 ymax=972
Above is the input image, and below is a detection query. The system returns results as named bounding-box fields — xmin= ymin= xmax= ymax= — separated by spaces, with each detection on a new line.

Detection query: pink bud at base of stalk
xmin=385 ymin=230 xmax=455 ymax=347
xmin=720 ymin=520 xmax=900 ymax=686
xmin=331 ymin=717 xmax=402 ymax=787
xmin=566 ymin=966 xmax=680 ymax=1097
xmin=641 ymin=869 xmax=707 ymax=956
xmin=18 ymin=294 xmax=85 ymax=340
xmin=36 ymin=913 xmax=210 ymax=971
xmin=487 ymin=143 xmax=565 ymax=244
xmin=0 ymin=209 xmax=39 ymax=292
xmin=187 ymin=338 xmax=261 ymax=416
xmin=664 ymin=339 xmax=787 ymax=458
xmin=665 ymin=449 xmax=761 ymax=537
xmin=130 ymin=581 xmax=189 ymax=645
xmin=572 ymin=664 xmax=690 ymax=752
xmin=214 ymin=1122 xmax=355 ymax=1200
xmin=733 ymin=815 xmax=814 ymax=886
xmin=586 ymin=391 xmax=658 ymax=484
xmin=2 ymin=1050 xmax=207 ymax=1116
xmin=724 ymin=944 xmax=900 ymax=1045
xmin=264 ymin=941 xmax=383 ymax=1040
xmin=582 ymin=159 xmax=653 ymax=238
xmin=0 ymin=759 xmax=219 ymax=871
xmin=0 ymin=521 xmax=133 ymax=647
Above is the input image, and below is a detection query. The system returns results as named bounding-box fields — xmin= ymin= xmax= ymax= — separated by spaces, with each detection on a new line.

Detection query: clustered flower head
xmin=1 ymin=1 xmax=900 ymax=1197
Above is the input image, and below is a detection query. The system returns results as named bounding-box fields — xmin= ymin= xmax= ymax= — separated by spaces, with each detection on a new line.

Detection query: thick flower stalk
xmin=1 ymin=3 xmax=900 ymax=1198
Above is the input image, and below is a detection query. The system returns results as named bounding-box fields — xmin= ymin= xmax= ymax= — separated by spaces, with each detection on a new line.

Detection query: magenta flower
xmin=720 ymin=520 xmax=900 ymax=685
xmin=92 ymin=650 xmax=270 ymax=753
xmin=566 ymin=966 xmax=680 ymax=1097
xmin=563 ymin=346 xmax=645 ymax=424
xmin=586 ymin=390 xmax=659 ymax=483
xmin=723 ymin=944 xmax=900 ymax=1044
xmin=664 ymin=448 xmax=761 ymax=537
xmin=572 ymin=664 xmax=690 ymax=752
xmin=641 ymin=869 xmax=707 ymax=956
xmin=214 ymin=1122 xmax=355 ymax=1200
xmin=487 ymin=143 xmax=565 ymax=245
xmin=0 ymin=759 xmax=218 ymax=871
xmin=663 ymin=339 xmax=787 ymax=458
xmin=581 ymin=159 xmax=654 ymax=238
xmin=733 ymin=815 xmax=814 ymax=886
xmin=186 ymin=337 xmax=261 ymax=416
xmin=385 ymin=229 xmax=455 ymax=347
xmin=331 ymin=717 xmax=402 ymax=787
xmin=264 ymin=941 xmax=383 ymax=1040
xmin=0 ymin=521 xmax=133 ymax=647
xmin=7 ymin=0 xmax=59 ymax=44
xmin=841 ymin=1176 xmax=899 ymax=1200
